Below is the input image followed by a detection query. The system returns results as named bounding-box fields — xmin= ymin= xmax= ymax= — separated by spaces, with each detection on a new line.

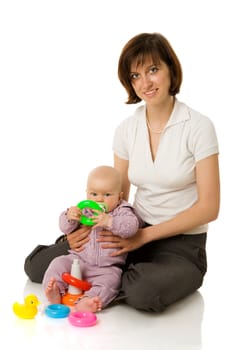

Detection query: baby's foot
xmin=75 ymin=296 xmax=102 ymax=313
xmin=45 ymin=278 xmax=61 ymax=304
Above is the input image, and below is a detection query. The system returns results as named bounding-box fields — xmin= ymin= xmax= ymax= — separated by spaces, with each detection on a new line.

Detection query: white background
xmin=0 ymin=1 xmax=246 ymax=349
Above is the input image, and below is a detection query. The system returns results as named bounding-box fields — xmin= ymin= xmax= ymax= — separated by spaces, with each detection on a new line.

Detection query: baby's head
xmin=86 ymin=165 xmax=123 ymax=212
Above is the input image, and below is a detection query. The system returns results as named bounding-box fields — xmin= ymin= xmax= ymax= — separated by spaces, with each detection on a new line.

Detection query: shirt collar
xmin=136 ymin=98 xmax=191 ymax=128
xmin=165 ymin=98 xmax=191 ymax=128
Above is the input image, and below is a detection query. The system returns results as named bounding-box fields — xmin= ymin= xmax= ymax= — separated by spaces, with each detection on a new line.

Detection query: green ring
xmin=77 ymin=200 xmax=104 ymax=226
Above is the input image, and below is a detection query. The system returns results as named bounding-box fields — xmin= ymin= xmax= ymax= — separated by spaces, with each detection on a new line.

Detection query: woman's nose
xmin=141 ymin=75 xmax=152 ymax=89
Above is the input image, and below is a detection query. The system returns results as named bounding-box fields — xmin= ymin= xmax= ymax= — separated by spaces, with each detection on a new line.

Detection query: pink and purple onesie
xmin=42 ymin=200 xmax=143 ymax=308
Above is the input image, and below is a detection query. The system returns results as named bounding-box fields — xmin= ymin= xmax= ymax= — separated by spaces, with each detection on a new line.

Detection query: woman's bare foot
xmin=75 ymin=296 xmax=102 ymax=313
xmin=45 ymin=278 xmax=61 ymax=304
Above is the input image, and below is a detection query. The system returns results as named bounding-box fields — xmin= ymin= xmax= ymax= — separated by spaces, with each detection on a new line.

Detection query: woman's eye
xmin=150 ymin=66 xmax=158 ymax=73
xmin=130 ymin=73 xmax=139 ymax=80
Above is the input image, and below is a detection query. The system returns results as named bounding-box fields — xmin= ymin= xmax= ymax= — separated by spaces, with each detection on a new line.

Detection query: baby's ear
xmin=119 ymin=192 xmax=124 ymax=200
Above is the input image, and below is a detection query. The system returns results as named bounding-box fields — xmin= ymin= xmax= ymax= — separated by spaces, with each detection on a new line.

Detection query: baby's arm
xmin=109 ymin=207 xmax=143 ymax=238
xmin=59 ymin=210 xmax=80 ymax=235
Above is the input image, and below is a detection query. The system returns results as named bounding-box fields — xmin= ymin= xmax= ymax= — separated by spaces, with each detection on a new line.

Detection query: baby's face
xmin=86 ymin=177 xmax=122 ymax=212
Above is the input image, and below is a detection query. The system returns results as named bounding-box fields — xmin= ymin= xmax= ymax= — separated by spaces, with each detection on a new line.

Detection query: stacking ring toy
xmin=62 ymin=272 xmax=91 ymax=291
xmin=77 ymin=200 xmax=107 ymax=226
xmin=61 ymin=292 xmax=83 ymax=306
xmin=68 ymin=311 xmax=97 ymax=327
xmin=45 ymin=304 xmax=70 ymax=318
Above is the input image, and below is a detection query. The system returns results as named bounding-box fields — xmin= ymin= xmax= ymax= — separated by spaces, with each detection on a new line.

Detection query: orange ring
xmin=61 ymin=293 xmax=83 ymax=306
xmin=62 ymin=272 xmax=91 ymax=291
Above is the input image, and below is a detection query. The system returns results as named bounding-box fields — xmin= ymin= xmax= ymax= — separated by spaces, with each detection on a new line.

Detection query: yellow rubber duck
xmin=13 ymin=294 xmax=40 ymax=319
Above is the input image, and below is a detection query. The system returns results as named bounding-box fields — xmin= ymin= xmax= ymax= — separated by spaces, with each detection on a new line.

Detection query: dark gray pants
xmin=119 ymin=233 xmax=207 ymax=312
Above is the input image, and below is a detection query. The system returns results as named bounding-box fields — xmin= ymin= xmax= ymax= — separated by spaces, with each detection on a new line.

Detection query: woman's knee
xmin=120 ymin=260 xmax=204 ymax=312
xmin=120 ymin=262 xmax=167 ymax=312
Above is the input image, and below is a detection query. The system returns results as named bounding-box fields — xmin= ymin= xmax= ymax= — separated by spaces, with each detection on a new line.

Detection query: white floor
xmin=1 ymin=231 xmax=246 ymax=350
xmin=3 ymin=281 xmax=203 ymax=350
xmin=0 ymin=276 xmax=204 ymax=350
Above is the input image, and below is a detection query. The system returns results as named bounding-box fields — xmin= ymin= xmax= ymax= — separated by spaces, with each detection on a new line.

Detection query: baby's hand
xmin=92 ymin=210 xmax=112 ymax=228
xmin=67 ymin=206 xmax=82 ymax=222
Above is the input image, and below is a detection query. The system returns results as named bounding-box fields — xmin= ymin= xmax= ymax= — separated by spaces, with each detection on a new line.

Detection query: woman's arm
xmin=114 ymin=154 xmax=131 ymax=201
xmin=142 ymin=154 xmax=220 ymax=243
xmin=100 ymin=154 xmax=220 ymax=255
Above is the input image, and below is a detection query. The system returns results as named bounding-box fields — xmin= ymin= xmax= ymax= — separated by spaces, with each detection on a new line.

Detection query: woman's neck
xmin=146 ymin=96 xmax=175 ymax=127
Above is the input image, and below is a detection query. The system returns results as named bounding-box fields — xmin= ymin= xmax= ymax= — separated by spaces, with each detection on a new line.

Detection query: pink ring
xmin=68 ymin=311 xmax=97 ymax=327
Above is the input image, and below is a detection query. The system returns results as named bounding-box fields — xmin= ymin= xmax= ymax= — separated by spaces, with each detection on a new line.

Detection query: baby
xmin=43 ymin=165 xmax=143 ymax=312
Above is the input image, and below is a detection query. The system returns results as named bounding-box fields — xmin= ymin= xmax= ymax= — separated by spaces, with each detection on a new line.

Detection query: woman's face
xmin=130 ymin=57 xmax=171 ymax=106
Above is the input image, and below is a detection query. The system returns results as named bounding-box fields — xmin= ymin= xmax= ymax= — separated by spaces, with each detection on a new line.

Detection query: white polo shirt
xmin=113 ymin=99 xmax=219 ymax=234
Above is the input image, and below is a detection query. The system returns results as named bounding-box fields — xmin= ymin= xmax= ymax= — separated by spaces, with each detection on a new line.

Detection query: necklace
xmin=146 ymin=117 xmax=166 ymax=134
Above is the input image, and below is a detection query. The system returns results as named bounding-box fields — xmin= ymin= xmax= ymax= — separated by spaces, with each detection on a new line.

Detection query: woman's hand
xmin=97 ymin=229 xmax=146 ymax=257
xmin=67 ymin=226 xmax=91 ymax=252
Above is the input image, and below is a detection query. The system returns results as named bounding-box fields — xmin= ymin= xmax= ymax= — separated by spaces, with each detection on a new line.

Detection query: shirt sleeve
xmin=189 ymin=114 xmax=219 ymax=162
xmin=112 ymin=119 xmax=130 ymax=160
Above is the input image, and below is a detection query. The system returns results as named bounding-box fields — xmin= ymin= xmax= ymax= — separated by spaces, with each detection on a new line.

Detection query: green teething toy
xmin=77 ymin=200 xmax=107 ymax=226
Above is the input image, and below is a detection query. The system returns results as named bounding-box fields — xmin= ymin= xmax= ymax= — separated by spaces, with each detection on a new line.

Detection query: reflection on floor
xmin=2 ymin=266 xmax=246 ymax=350
xmin=1 ymin=278 xmax=204 ymax=350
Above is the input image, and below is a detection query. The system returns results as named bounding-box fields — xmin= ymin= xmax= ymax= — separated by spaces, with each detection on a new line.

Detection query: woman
xmin=24 ymin=33 xmax=220 ymax=312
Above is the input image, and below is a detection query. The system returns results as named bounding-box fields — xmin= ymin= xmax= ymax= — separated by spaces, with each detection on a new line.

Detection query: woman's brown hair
xmin=118 ymin=33 xmax=183 ymax=104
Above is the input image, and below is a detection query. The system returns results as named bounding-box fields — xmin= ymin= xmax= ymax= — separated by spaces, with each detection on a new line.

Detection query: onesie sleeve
xmin=59 ymin=210 xmax=80 ymax=235
xmin=109 ymin=205 xmax=144 ymax=238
